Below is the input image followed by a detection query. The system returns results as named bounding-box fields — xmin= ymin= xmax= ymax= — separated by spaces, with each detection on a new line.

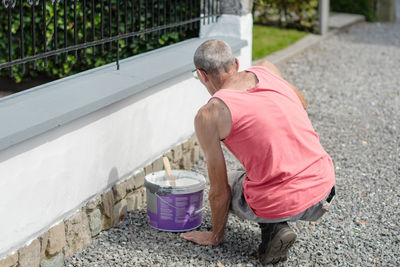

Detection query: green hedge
xmin=0 ymin=1 xmax=199 ymax=86
xmin=330 ymin=0 xmax=377 ymax=21
xmin=253 ymin=0 xmax=319 ymax=33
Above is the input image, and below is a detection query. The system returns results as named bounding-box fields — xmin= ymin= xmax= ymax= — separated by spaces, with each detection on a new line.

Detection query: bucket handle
xmin=155 ymin=192 xmax=204 ymax=217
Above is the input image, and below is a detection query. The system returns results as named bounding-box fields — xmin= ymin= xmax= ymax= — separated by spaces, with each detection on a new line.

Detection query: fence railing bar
xmin=130 ymin=0 xmax=134 ymax=44
xmin=212 ymin=0 xmax=215 ymax=23
xmin=8 ymin=4 xmax=13 ymax=76
xmin=202 ymin=0 xmax=205 ymax=25
xmin=54 ymin=2 xmax=58 ymax=64
xmin=138 ymin=0 xmax=142 ymax=39
xmin=43 ymin=0 xmax=48 ymax=67
xmin=208 ymin=0 xmax=210 ymax=24
xmin=116 ymin=0 xmax=120 ymax=69
xmin=124 ymin=0 xmax=127 ymax=35
xmin=31 ymin=3 xmax=37 ymax=69
xmin=196 ymin=0 xmax=198 ymax=29
xmin=163 ymin=0 xmax=166 ymax=34
xmin=168 ymin=0 xmax=171 ymax=34
xmin=109 ymin=0 xmax=112 ymax=51
xmin=157 ymin=0 xmax=160 ymax=39
xmin=145 ymin=0 xmax=149 ymax=41
xmin=180 ymin=0 xmax=183 ymax=32
xmin=83 ymin=0 xmax=87 ymax=57
xmin=216 ymin=0 xmax=220 ymax=22
xmin=101 ymin=0 xmax=104 ymax=53
xmin=64 ymin=0 xmax=67 ymax=62
xmin=92 ymin=0 xmax=95 ymax=56
xmin=20 ymin=0 xmax=25 ymax=74
xmin=151 ymin=0 xmax=154 ymax=38
xmin=74 ymin=0 xmax=77 ymax=58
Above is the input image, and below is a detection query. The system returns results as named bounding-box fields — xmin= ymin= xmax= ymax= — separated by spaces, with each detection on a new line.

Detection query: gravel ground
xmin=65 ymin=19 xmax=400 ymax=267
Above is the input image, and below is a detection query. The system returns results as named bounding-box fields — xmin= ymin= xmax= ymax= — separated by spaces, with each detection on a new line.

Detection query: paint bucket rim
xmin=144 ymin=170 xmax=206 ymax=195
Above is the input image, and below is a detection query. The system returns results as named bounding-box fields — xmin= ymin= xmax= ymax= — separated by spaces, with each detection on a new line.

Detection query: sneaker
xmin=258 ymin=222 xmax=297 ymax=265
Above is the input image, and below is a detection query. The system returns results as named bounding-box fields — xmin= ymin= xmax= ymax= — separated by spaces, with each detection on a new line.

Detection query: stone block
xmin=183 ymin=139 xmax=195 ymax=151
xmin=152 ymin=157 xmax=164 ymax=172
xmin=182 ymin=151 xmax=192 ymax=170
xmin=18 ymin=239 xmax=41 ymax=267
xmin=101 ymin=190 xmax=115 ymax=229
xmin=40 ymin=252 xmax=64 ymax=267
xmin=113 ymin=182 xmax=128 ymax=203
xmin=124 ymin=175 xmax=135 ymax=192
xmin=172 ymin=145 xmax=183 ymax=162
xmin=46 ymin=222 xmax=66 ymax=256
xmin=127 ymin=188 xmax=146 ymax=211
xmin=39 ymin=231 xmax=49 ymax=260
xmin=86 ymin=195 xmax=101 ymax=211
xmin=144 ymin=165 xmax=153 ymax=175
xmin=87 ymin=208 xmax=102 ymax=237
xmin=0 ymin=253 xmax=18 ymax=267
xmin=171 ymin=161 xmax=180 ymax=169
xmin=126 ymin=192 xmax=138 ymax=211
xmin=126 ymin=171 xmax=145 ymax=191
xmin=63 ymin=210 xmax=92 ymax=259
xmin=113 ymin=199 xmax=128 ymax=226
xmin=191 ymin=145 xmax=200 ymax=163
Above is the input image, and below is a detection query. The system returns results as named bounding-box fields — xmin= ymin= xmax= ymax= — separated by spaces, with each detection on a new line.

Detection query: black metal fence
xmin=0 ymin=0 xmax=220 ymax=80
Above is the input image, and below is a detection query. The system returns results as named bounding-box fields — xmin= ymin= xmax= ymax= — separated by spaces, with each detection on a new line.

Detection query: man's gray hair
xmin=193 ymin=40 xmax=235 ymax=76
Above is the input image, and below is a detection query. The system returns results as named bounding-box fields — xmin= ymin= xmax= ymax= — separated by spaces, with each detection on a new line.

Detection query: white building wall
xmin=0 ymin=73 xmax=210 ymax=257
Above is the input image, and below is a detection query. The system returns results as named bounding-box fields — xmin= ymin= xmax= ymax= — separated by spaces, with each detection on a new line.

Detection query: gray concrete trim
xmin=0 ymin=36 xmax=247 ymax=152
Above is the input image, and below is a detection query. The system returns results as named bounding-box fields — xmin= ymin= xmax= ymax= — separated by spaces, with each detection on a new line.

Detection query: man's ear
xmin=235 ymin=58 xmax=239 ymax=71
xmin=198 ymin=69 xmax=208 ymax=82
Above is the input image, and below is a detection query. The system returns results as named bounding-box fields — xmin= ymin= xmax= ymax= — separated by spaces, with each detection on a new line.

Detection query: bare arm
xmin=254 ymin=60 xmax=307 ymax=110
xmin=180 ymin=102 xmax=231 ymax=245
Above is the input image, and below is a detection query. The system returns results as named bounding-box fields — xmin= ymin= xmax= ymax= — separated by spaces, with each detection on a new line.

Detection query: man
xmin=180 ymin=40 xmax=335 ymax=264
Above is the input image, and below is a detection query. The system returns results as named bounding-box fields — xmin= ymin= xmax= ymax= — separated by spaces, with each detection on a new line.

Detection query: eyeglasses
xmin=192 ymin=68 xmax=207 ymax=80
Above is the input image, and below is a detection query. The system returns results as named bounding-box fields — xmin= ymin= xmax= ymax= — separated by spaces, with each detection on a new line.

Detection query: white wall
xmin=0 ymin=73 xmax=210 ymax=258
xmin=0 ymin=13 xmax=252 ymax=259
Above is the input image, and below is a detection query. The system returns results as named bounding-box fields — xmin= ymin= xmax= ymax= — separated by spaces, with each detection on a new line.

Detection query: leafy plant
xmin=0 ymin=0 xmax=200 ymax=88
xmin=252 ymin=0 xmax=319 ymax=33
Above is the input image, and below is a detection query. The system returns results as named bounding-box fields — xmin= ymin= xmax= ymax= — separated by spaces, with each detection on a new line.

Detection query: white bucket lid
xmin=145 ymin=170 xmax=206 ymax=195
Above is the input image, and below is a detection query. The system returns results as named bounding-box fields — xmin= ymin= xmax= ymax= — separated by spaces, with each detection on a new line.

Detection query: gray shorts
xmin=228 ymin=171 xmax=335 ymax=223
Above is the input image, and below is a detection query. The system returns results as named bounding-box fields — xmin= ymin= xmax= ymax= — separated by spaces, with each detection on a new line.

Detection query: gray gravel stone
xmin=65 ymin=18 xmax=400 ymax=267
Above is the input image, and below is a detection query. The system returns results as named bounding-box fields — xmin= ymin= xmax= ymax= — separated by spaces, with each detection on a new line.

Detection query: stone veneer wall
xmin=0 ymin=138 xmax=202 ymax=267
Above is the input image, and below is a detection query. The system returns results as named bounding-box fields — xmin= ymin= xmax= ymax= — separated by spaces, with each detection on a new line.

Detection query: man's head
xmin=193 ymin=40 xmax=238 ymax=94
xmin=194 ymin=39 xmax=236 ymax=75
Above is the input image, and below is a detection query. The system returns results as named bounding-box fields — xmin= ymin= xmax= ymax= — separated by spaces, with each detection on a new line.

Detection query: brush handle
xmin=162 ymin=157 xmax=176 ymax=186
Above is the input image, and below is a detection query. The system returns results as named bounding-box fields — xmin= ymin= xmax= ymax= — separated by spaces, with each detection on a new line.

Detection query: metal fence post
xmin=318 ymin=0 xmax=330 ymax=35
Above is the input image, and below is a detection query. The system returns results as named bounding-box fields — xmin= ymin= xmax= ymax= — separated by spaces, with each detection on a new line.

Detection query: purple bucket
xmin=144 ymin=170 xmax=206 ymax=232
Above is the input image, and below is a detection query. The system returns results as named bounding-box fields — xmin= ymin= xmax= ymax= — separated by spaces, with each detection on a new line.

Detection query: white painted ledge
xmin=0 ymin=36 xmax=247 ymax=152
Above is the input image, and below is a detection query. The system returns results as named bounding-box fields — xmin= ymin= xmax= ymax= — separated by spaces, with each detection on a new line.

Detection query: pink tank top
xmin=212 ymin=66 xmax=335 ymax=219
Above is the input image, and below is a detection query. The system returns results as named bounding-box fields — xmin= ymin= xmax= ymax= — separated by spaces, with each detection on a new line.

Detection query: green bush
xmin=253 ymin=0 xmax=319 ymax=33
xmin=330 ymin=0 xmax=377 ymax=21
xmin=0 ymin=0 xmax=199 ymax=86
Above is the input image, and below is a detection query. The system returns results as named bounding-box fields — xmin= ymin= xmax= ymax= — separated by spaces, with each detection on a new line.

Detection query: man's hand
xmin=180 ymin=231 xmax=219 ymax=246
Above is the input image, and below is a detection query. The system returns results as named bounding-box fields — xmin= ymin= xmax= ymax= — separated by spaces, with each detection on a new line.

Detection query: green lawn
xmin=252 ymin=25 xmax=307 ymax=61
